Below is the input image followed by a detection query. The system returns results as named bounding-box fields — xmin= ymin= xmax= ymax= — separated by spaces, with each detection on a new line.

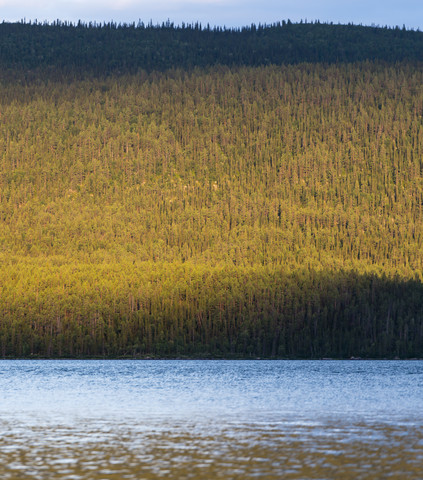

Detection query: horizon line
xmin=1 ymin=18 xmax=420 ymax=33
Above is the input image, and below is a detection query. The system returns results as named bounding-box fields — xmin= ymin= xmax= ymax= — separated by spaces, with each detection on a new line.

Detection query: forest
xmin=1 ymin=20 xmax=423 ymax=74
xmin=0 ymin=22 xmax=422 ymax=358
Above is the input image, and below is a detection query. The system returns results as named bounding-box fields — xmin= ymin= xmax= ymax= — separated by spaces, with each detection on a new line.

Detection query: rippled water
xmin=0 ymin=360 xmax=422 ymax=479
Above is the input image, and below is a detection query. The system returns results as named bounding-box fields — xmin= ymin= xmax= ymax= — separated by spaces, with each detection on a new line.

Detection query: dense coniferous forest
xmin=0 ymin=21 xmax=422 ymax=358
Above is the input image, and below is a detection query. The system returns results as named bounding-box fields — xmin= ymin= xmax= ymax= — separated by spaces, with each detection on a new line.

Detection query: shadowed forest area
xmin=0 ymin=22 xmax=422 ymax=357
xmin=1 ymin=20 xmax=423 ymax=74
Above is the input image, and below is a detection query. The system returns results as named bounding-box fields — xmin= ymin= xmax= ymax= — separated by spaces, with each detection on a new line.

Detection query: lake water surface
xmin=0 ymin=360 xmax=422 ymax=479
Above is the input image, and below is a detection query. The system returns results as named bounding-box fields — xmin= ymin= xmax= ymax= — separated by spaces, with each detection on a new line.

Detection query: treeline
xmin=0 ymin=21 xmax=422 ymax=75
xmin=1 ymin=260 xmax=422 ymax=358
xmin=0 ymin=28 xmax=422 ymax=357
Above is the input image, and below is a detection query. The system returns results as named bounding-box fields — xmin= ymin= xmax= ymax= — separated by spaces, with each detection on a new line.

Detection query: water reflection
xmin=0 ymin=360 xmax=422 ymax=479
xmin=1 ymin=418 xmax=422 ymax=479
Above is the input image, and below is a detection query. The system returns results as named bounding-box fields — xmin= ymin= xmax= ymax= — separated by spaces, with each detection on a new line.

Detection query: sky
xmin=0 ymin=0 xmax=422 ymax=31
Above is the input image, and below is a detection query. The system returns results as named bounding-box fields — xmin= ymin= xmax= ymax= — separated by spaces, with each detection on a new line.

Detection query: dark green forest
xmin=1 ymin=20 xmax=423 ymax=74
xmin=0 ymin=22 xmax=422 ymax=357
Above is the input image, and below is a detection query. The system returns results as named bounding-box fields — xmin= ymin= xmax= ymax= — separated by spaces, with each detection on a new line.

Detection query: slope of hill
xmin=1 ymin=20 xmax=423 ymax=74
xmin=0 ymin=22 xmax=422 ymax=357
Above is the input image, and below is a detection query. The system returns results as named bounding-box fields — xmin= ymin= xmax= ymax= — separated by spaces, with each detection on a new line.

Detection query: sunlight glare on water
xmin=0 ymin=360 xmax=422 ymax=479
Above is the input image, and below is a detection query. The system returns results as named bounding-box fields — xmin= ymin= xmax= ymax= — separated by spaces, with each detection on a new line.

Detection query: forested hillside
xmin=1 ymin=20 xmax=423 ymax=74
xmin=0 ymin=22 xmax=422 ymax=357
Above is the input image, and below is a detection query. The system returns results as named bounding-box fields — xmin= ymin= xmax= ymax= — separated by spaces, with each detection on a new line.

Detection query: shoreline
xmin=1 ymin=355 xmax=421 ymax=361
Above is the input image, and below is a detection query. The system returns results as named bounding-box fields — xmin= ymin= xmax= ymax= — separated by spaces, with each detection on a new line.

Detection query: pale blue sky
xmin=0 ymin=0 xmax=422 ymax=30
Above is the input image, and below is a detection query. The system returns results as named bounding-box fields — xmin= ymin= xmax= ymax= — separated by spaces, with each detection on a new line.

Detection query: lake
xmin=0 ymin=360 xmax=422 ymax=479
